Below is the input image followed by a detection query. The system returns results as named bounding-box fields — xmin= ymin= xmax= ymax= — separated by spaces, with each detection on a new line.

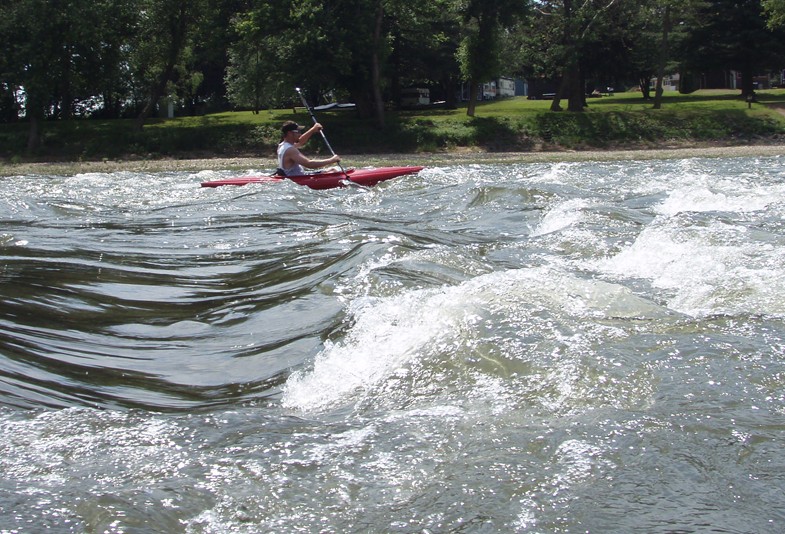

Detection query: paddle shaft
xmin=294 ymin=88 xmax=348 ymax=176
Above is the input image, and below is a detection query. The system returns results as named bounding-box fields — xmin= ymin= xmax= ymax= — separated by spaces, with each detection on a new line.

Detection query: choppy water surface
xmin=2 ymin=155 xmax=785 ymax=532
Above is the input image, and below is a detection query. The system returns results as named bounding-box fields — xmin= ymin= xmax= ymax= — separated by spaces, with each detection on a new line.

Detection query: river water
xmin=1 ymin=154 xmax=784 ymax=532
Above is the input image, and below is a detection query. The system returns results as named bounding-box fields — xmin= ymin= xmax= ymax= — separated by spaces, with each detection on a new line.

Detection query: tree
xmin=0 ymin=2 xmax=23 ymax=123
xmin=646 ymin=0 xmax=702 ymax=108
xmin=227 ymin=0 xmax=352 ymax=112
xmin=519 ymin=0 xmax=626 ymax=112
xmin=226 ymin=0 xmax=460 ymax=129
xmin=130 ymin=0 xmax=206 ymax=130
xmin=0 ymin=0 xmax=125 ymax=149
xmin=763 ymin=0 xmax=785 ymax=28
xmin=367 ymin=0 xmax=463 ymax=124
xmin=90 ymin=1 xmax=140 ymax=119
xmin=627 ymin=9 xmax=660 ymax=100
xmin=683 ymin=0 xmax=785 ymax=97
xmin=572 ymin=1 xmax=643 ymax=99
xmin=389 ymin=0 xmax=463 ymax=108
xmin=225 ymin=6 xmax=291 ymax=112
xmin=652 ymin=2 xmax=672 ymax=108
xmin=457 ymin=0 xmax=528 ymax=117
xmin=189 ymin=0 xmax=249 ymax=113
xmin=329 ymin=0 xmax=384 ymax=123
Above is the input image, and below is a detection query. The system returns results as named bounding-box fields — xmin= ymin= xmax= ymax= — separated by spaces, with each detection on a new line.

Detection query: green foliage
xmin=457 ymin=0 xmax=528 ymax=116
xmin=763 ymin=0 xmax=785 ymax=28
xmin=4 ymin=0 xmax=785 ymax=141
xmin=130 ymin=0 xmax=208 ymax=127
xmin=682 ymin=0 xmax=785 ymax=96
xmin=2 ymin=90 xmax=783 ymax=162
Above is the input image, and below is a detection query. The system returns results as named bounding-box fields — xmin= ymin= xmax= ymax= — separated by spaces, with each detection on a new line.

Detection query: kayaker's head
xmin=281 ymin=121 xmax=304 ymax=139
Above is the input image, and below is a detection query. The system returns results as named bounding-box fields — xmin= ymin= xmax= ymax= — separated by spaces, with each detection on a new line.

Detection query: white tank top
xmin=277 ymin=141 xmax=305 ymax=176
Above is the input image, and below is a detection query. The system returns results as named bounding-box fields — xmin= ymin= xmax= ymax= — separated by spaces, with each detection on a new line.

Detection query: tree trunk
xmin=371 ymin=0 xmax=385 ymax=129
xmin=467 ymin=81 xmax=479 ymax=117
xmin=551 ymin=58 xmax=583 ymax=112
xmin=389 ymin=30 xmax=401 ymax=108
xmin=351 ymin=89 xmax=374 ymax=119
xmin=567 ymin=59 xmax=583 ymax=111
xmin=552 ymin=0 xmax=584 ymax=112
xmin=135 ymin=69 xmax=174 ymax=131
xmin=653 ymin=5 xmax=671 ymax=110
xmin=550 ymin=76 xmax=567 ymax=111
xmin=60 ymin=45 xmax=73 ymax=120
xmin=443 ymin=75 xmax=457 ymax=109
xmin=25 ymin=92 xmax=44 ymax=153
xmin=134 ymin=2 xmax=189 ymax=131
xmin=639 ymin=76 xmax=651 ymax=99
xmin=740 ymin=68 xmax=755 ymax=98
xmin=26 ymin=116 xmax=41 ymax=154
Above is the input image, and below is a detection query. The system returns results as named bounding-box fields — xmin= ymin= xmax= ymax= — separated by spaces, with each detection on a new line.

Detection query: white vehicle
xmin=401 ymin=87 xmax=430 ymax=107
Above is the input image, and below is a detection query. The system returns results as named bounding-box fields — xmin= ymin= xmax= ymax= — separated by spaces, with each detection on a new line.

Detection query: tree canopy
xmin=1 ymin=0 xmax=784 ymax=149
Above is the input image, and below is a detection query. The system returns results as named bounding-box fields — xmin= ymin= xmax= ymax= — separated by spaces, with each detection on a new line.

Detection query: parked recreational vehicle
xmin=401 ymin=88 xmax=430 ymax=107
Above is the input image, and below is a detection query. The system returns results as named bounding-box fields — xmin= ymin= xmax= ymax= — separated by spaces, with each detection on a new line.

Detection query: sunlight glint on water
xmin=1 ymin=154 xmax=785 ymax=532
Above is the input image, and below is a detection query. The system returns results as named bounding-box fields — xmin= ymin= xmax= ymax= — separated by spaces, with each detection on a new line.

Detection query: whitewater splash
xmin=282 ymin=267 xmax=670 ymax=412
xmin=599 ymin=174 xmax=785 ymax=317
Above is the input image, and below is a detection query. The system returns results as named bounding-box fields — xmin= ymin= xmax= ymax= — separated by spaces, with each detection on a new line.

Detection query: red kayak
xmin=200 ymin=166 xmax=423 ymax=190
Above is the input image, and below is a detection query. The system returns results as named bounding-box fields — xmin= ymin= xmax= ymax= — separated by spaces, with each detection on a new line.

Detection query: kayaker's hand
xmin=332 ymin=155 xmax=341 ymax=164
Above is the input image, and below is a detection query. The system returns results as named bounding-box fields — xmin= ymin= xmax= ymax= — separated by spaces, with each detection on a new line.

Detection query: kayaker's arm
xmin=294 ymin=123 xmax=323 ymax=149
xmin=287 ymin=146 xmax=341 ymax=170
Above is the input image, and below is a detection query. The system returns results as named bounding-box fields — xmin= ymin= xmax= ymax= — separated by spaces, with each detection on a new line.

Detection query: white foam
xmin=656 ymin=185 xmax=781 ymax=217
xmin=282 ymin=268 xmax=667 ymax=412
xmin=600 ymin=219 xmax=785 ymax=317
xmin=532 ymin=199 xmax=590 ymax=236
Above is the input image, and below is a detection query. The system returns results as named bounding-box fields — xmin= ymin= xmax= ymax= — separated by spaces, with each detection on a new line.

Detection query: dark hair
xmin=281 ymin=121 xmax=303 ymax=134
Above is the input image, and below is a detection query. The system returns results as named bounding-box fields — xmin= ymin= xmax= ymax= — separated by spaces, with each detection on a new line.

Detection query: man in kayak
xmin=277 ymin=121 xmax=341 ymax=176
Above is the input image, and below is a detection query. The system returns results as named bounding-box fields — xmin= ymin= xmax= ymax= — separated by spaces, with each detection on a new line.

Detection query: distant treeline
xmin=2 ymin=0 xmax=785 ymax=152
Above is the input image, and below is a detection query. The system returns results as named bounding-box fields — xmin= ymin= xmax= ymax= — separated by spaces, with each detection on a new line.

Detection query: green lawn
xmin=2 ymin=89 xmax=784 ymax=163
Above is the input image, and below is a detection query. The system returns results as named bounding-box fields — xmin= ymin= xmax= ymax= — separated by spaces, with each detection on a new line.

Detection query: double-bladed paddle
xmin=294 ymin=87 xmax=351 ymax=181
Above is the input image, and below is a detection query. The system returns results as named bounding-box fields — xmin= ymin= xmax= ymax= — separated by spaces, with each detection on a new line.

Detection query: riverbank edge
xmin=2 ymin=142 xmax=784 ymax=177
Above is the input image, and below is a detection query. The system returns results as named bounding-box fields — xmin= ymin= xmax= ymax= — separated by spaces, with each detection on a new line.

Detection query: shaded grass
xmin=1 ymin=89 xmax=784 ymax=163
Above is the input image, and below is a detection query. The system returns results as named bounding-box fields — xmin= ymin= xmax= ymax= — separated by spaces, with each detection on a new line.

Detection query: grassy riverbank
xmin=1 ymin=89 xmax=784 ymax=173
